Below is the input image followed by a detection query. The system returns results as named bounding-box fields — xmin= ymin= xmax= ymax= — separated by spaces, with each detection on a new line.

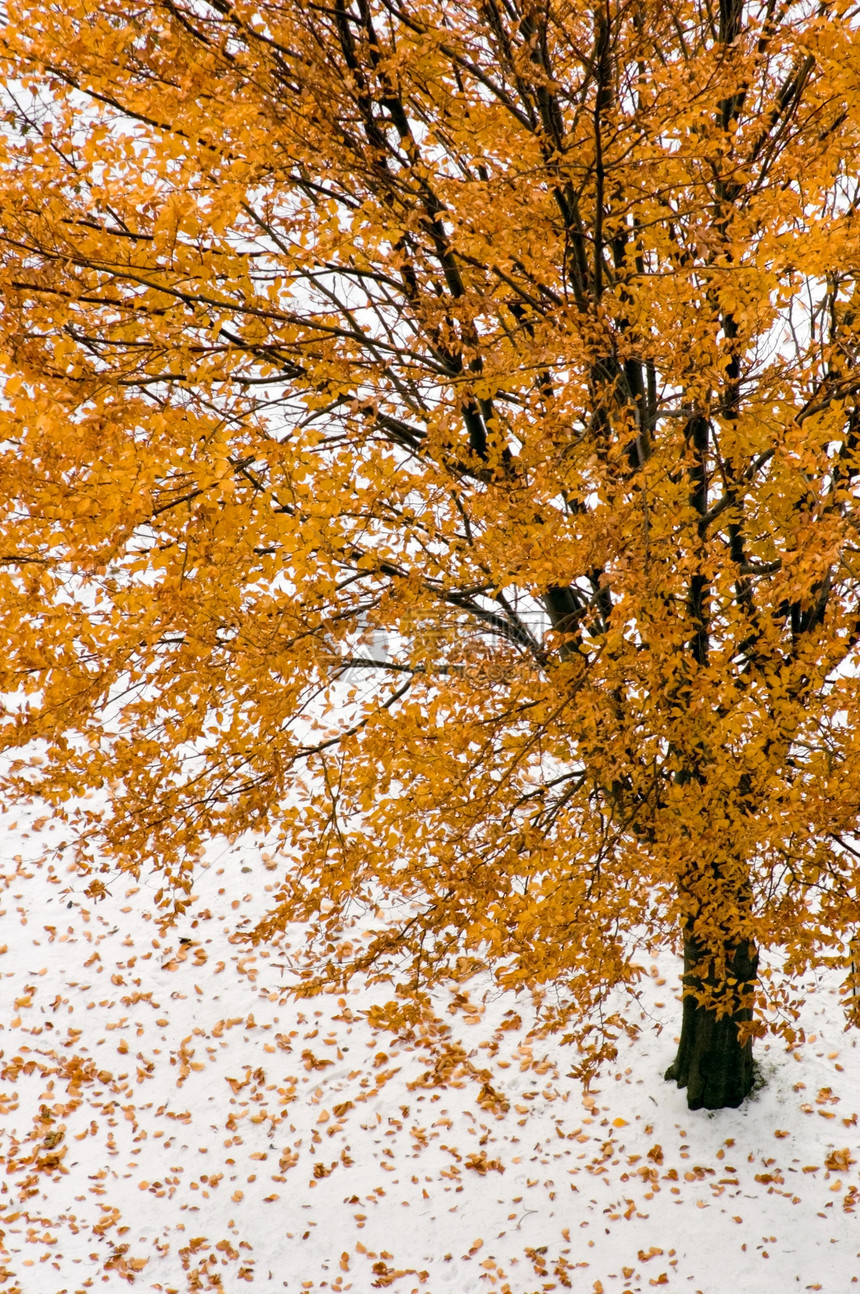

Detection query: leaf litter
xmin=0 ymin=805 xmax=858 ymax=1293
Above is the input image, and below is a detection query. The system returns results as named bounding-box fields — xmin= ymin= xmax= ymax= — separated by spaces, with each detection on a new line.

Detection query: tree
xmin=2 ymin=0 xmax=860 ymax=1112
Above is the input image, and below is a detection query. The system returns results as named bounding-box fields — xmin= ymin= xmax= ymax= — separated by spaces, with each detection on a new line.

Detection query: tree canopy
xmin=3 ymin=0 xmax=860 ymax=1109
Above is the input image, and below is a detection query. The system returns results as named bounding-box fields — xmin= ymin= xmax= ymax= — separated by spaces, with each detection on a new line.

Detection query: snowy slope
xmin=0 ymin=804 xmax=858 ymax=1294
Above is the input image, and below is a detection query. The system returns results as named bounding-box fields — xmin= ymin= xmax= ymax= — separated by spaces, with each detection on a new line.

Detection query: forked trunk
xmin=664 ymin=933 xmax=758 ymax=1111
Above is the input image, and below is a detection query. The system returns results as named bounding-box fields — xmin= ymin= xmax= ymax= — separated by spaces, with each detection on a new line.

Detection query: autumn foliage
xmin=3 ymin=0 xmax=860 ymax=1109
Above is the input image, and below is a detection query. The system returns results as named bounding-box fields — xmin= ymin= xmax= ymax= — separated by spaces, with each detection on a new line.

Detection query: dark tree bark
xmin=665 ymin=934 xmax=759 ymax=1110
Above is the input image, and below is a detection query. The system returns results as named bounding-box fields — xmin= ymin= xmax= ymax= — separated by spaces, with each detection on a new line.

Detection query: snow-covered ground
xmin=1 ymin=804 xmax=858 ymax=1294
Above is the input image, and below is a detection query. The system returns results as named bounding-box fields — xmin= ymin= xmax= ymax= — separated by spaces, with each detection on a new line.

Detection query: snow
xmin=1 ymin=804 xmax=859 ymax=1294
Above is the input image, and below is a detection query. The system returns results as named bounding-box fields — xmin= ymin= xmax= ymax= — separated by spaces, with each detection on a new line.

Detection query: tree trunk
xmin=664 ymin=933 xmax=758 ymax=1111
